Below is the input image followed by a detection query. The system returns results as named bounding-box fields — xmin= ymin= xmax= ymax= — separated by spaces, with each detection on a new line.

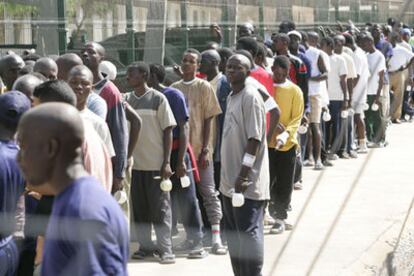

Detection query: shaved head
xmin=56 ymin=53 xmax=83 ymax=81
xmin=17 ymin=103 xmax=84 ymax=192
xmin=33 ymin=57 xmax=58 ymax=80
xmin=201 ymin=49 xmax=221 ymax=63
xmin=85 ymin=42 xmax=105 ymax=57
xmin=12 ymin=73 xmax=46 ymax=99
xmin=68 ymin=65 xmax=93 ymax=83
xmin=0 ymin=54 xmax=25 ymax=89
xmin=230 ymin=54 xmax=251 ymax=70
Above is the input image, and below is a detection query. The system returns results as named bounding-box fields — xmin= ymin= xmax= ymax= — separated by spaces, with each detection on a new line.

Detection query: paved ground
xmin=128 ymin=122 xmax=414 ymax=276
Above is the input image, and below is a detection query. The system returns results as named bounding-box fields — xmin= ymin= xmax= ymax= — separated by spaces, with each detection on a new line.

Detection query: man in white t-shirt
xmin=360 ymin=33 xmax=386 ymax=146
xmin=321 ymin=37 xmax=348 ymax=159
xmin=388 ymin=32 xmax=414 ymax=123
xmin=345 ymin=33 xmax=370 ymax=153
xmin=333 ymin=35 xmax=357 ymax=158
xmin=304 ymin=31 xmax=328 ymax=169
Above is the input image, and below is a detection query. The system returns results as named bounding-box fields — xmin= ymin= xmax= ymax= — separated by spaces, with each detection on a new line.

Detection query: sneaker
xmin=157 ymin=252 xmax=176 ymax=264
xmin=338 ymin=152 xmax=350 ymax=159
xmin=322 ymin=160 xmax=334 ymax=167
xmin=357 ymin=144 xmax=368 ymax=154
xmin=188 ymin=244 xmax=208 ymax=259
xmin=270 ymin=219 xmax=285 ymax=235
xmin=211 ymin=243 xmax=227 ymax=255
xmin=132 ymin=248 xmax=153 ymax=260
xmin=314 ymin=161 xmax=324 ymax=170
xmin=327 ymin=154 xmax=339 ymax=161
xmin=303 ymin=159 xmax=314 ymax=167
xmin=348 ymin=151 xmax=358 ymax=159
xmin=264 ymin=212 xmax=275 ymax=226
xmin=174 ymin=240 xmax=195 ymax=252
xmin=284 ymin=222 xmax=293 ymax=231
xmin=294 ymin=181 xmax=303 ymax=190
xmin=171 ymin=226 xmax=179 ymax=237
xmin=367 ymin=142 xmax=377 ymax=148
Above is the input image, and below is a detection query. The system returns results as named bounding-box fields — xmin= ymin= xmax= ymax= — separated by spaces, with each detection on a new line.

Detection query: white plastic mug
xmin=298 ymin=124 xmax=308 ymax=134
xmin=323 ymin=111 xmax=331 ymax=122
xmin=232 ymin=193 xmax=245 ymax=207
xmin=371 ymin=103 xmax=379 ymax=111
xmin=363 ymin=103 xmax=370 ymax=111
xmin=114 ymin=190 xmax=127 ymax=205
xmin=160 ymin=178 xmax=173 ymax=192
xmin=341 ymin=110 xmax=349 ymax=118
xmin=180 ymin=175 xmax=191 ymax=188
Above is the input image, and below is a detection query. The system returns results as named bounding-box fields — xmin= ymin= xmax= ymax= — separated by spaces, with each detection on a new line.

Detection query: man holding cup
xmin=220 ymin=54 xmax=269 ymax=276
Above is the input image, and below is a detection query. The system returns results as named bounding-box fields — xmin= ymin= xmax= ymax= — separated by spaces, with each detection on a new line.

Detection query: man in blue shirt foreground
xmin=0 ymin=91 xmax=30 ymax=276
xmin=17 ymin=102 xmax=129 ymax=276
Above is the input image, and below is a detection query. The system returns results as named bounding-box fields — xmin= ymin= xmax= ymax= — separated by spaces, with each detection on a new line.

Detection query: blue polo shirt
xmin=0 ymin=140 xmax=25 ymax=242
xmin=41 ymin=176 xmax=129 ymax=276
xmin=162 ymin=87 xmax=189 ymax=139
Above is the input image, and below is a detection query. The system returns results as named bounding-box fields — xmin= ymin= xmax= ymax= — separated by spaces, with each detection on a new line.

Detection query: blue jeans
xmin=223 ymin=196 xmax=265 ymax=276
xmin=170 ymin=151 xmax=204 ymax=242
xmin=0 ymin=238 xmax=19 ymax=276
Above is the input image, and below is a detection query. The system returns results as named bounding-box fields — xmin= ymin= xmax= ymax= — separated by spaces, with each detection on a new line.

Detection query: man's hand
xmin=374 ymin=96 xmax=382 ymax=107
xmin=173 ymin=64 xmax=183 ymax=78
xmin=176 ymin=161 xmax=187 ymax=178
xmin=111 ymin=177 xmax=124 ymax=194
xmin=274 ymin=123 xmax=286 ymax=136
xmin=161 ymin=161 xmax=173 ymax=180
xmin=198 ymin=151 xmax=209 ymax=169
xmin=342 ymin=100 xmax=349 ymax=110
xmin=235 ymin=176 xmax=249 ymax=194
xmin=275 ymin=139 xmax=285 ymax=150
xmin=301 ymin=114 xmax=309 ymax=125
xmin=210 ymin=24 xmax=222 ymax=40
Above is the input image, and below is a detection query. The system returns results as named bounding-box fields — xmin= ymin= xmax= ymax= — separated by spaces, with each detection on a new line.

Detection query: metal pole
xmin=180 ymin=0 xmax=189 ymax=50
xmin=126 ymin=0 xmax=135 ymax=65
xmin=57 ymin=0 xmax=66 ymax=54
xmin=258 ymin=0 xmax=265 ymax=38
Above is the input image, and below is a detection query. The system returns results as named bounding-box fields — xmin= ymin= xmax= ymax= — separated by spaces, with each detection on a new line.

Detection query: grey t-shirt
xmin=219 ymin=85 xmax=270 ymax=201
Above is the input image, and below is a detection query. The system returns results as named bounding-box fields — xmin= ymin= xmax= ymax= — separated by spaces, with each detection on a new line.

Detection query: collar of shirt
xmin=273 ymin=80 xmax=292 ymax=88
xmin=182 ymin=78 xmax=198 ymax=85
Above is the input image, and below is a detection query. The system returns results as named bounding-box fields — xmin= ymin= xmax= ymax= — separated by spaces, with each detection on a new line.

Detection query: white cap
xmin=287 ymin=30 xmax=302 ymax=40
xmin=99 ymin=60 xmax=117 ymax=80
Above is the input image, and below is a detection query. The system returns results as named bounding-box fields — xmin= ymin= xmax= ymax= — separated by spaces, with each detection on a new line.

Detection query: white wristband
xmin=277 ymin=131 xmax=289 ymax=145
xmin=242 ymin=153 xmax=256 ymax=168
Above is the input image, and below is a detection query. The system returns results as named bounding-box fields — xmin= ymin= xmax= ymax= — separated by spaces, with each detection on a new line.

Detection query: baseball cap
xmin=287 ymin=30 xmax=302 ymax=40
xmin=0 ymin=90 xmax=31 ymax=128
xmin=400 ymin=28 xmax=412 ymax=36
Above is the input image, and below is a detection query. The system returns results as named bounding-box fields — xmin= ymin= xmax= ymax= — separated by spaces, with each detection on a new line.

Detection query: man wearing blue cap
xmin=399 ymin=28 xmax=413 ymax=52
xmin=0 ymin=91 xmax=31 ymax=276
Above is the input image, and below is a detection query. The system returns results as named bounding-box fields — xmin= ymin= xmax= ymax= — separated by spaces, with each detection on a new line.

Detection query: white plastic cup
xmin=341 ymin=110 xmax=349 ymax=118
xmin=298 ymin=124 xmax=308 ymax=134
xmin=371 ymin=103 xmax=379 ymax=111
xmin=114 ymin=190 xmax=127 ymax=205
xmin=232 ymin=193 xmax=245 ymax=207
xmin=180 ymin=175 xmax=191 ymax=188
xmin=323 ymin=111 xmax=331 ymax=122
xmin=363 ymin=103 xmax=370 ymax=111
xmin=160 ymin=178 xmax=173 ymax=192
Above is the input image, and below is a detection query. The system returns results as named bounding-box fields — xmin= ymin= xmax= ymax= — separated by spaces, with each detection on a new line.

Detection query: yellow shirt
xmin=269 ymin=80 xmax=304 ymax=151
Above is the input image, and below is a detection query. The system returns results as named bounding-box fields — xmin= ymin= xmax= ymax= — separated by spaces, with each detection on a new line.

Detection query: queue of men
xmin=1 ymin=17 xmax=414 ymax=276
